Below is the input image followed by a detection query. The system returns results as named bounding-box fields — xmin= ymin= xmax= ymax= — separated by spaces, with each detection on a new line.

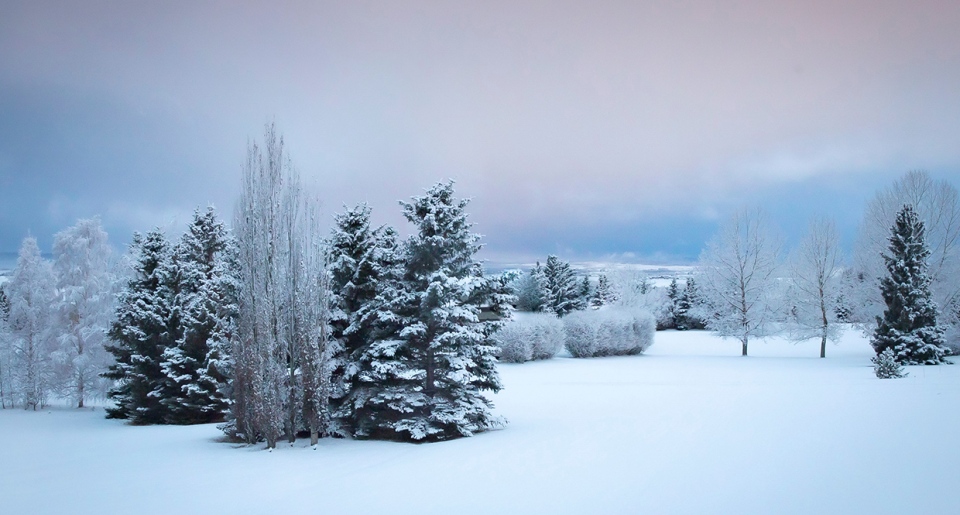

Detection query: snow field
xmin=2 ymin=328 xmax=959 ymax=514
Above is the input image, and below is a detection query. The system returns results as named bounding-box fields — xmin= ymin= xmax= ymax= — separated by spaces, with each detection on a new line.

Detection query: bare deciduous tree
xmin=787 ymin=216 xmax=843 ymax=358
xmin=698 ymin=208 xmax=783 ymax=356
xmin=231 ymin=123 xmax=331 ymax=449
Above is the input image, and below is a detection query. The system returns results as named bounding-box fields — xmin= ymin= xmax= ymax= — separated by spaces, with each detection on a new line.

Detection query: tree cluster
xmin=103 ymin=207 xmax=237 ymax=425
xmin=0 ymin=219 xmax=115 ymax=410
xmin=695 ymin=171 xmax=955 ymax=366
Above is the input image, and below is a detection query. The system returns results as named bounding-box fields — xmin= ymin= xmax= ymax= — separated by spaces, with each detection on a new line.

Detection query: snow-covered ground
xmin=2 ymin=328 xmax=959 ymax=514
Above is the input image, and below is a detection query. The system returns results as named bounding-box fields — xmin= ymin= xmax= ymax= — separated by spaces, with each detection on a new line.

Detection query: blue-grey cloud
xmin=2 ymin=1 xmax=959 ymax=264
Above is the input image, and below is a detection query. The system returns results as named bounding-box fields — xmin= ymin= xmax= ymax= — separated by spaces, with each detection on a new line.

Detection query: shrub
xmin=563 ymin=308 xmax=655 ymax=358
xmin=495 ymin=312 xmax=564 ymax=363
xmin=871 ymin=348 xmax=907 ymax=379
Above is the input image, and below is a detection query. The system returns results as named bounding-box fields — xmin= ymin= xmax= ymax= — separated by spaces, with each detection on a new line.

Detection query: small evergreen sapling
xmin=871 ymin=348 xmax=907 ymax=379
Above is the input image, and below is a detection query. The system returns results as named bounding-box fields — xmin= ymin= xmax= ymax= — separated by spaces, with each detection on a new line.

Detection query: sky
xmin=1 ymin=0 xmax=959 ymax=265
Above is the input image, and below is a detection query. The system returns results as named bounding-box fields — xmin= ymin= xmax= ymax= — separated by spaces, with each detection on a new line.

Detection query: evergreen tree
xmin=591 ymin=273 xmax=616 ymax=308
xmin=327 ymin=204 xmax=399 ymax=435
xmin=680 ymin=277 xmax=705 ymax=330
xmin=871 ymin=205 xmax=948 ymax=365
xmin=159 ymin=207 xmax=234 ymax=424
xmin=542 ymin=255 xmax=579 ymax=317
xmin=103 ymin=230 xmax=175 ymax=423
xmin=578 ymin=275 xmax=591 ymax=309
xmin=514 ymin=263 xmax=547 ymax=312
xmin=666 ymin=277 xmax=681 ymax=328
xmin=872 ymin=348 xmax=907 ymax=379
xmin=350 ymin=181 xmax=504 ymax=442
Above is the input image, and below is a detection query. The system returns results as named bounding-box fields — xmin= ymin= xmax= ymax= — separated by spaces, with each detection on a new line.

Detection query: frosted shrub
xmin=495 ymin=313 xmax=564 ymax=363
xmin=563 ymin=308 xmax=655 ymax=358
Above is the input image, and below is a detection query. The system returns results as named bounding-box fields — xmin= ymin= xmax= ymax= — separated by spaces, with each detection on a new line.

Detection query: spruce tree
xmin=159 ymin=208 xmax=234 ymax=424
xmin=666 ymin=277 xmax=681 ymax=328
xmin=327 ymin=204 xmax=399 ymax=435
xmin=515 ymin=263 xmax=546 ymax=312
xmin=103 ymin=230 xmax=175 ymax=423
xmin=680 ymin=277 xmax=704 ymax=330
xmin=591 ymin=273 xmax=615 ymax=308
xmin=871 ymin=205 xmax=948 ymax=365
xmin=578 ymin=276 xmax=591 ymax=309
xmin=350 ymin=181 xmax=504 ymax=442
xmin=542 ymin=255 xmax=579 ymax=317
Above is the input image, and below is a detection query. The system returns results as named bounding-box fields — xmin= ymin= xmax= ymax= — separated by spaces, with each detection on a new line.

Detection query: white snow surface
xmin=2 ymin=328 xmax=959 ymax=514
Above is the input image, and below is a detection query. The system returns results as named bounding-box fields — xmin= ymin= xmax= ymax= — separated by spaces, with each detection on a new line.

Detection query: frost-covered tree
xmin=0 ymin=287 xmax=12 ymax=409
xmin=698 ymin=208 xmax=783 ymax=356
xmin=786 ymin=217 xmax=844 ymax=358
xmin=514 ymin=263 xmax=547 ymax=312
xmin=542 ymin=255 xmax=580 ymax=317
xmin=5 ymin=237 xmax=56 ymax=410
xmin=349 ymin=181 xmax=504 ymax=442
xmin=327 ymin=204 xmax=399 ymax=435
xmin=229 ymin=123 xmax=332 ymax=448
xmin=666 ymin=277 xmax=681 ymax=328
xmin=852 ymin=171 xmax=960 ymax=348
xmin=103 ymin=230 xmax=175 ymax=423
xmin=681 ymin=277 xmax=706 ymax=330
xmin=578 ymin=275 xmax=591 ymax=307
xmin=51 ymin=218 xmax=115 ymax=408
xmin=159 ymin=207 xmax=235 ymax=424
xmin=871 ymin=205 xmax=948 ymax=365
xmin=590 ymin=273 xmax=616 ymax=308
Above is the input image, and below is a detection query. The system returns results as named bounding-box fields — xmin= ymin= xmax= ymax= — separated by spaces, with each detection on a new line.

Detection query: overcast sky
xmin=2 ymin=0 xmax=959 ymax=265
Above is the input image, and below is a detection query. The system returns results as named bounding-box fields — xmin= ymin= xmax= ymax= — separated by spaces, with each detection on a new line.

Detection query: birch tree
xmin=698 ymin=208 xmax=783 ymax=356
xmin=52 ymin=218 xmax=115 ymax=408
xmin=6 ymin=237 xmax=56 ymax=409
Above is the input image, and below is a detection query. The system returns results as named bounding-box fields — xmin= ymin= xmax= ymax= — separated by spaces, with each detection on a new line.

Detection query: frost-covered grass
xmin=2 ymin=328 xmax=960 ymax=514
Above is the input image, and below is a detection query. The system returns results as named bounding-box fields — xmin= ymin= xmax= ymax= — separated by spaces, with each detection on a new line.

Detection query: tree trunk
xmin=741 ymin=339 xmax=748 ymax=356
xmin=310 ymin=430 xmax=319 ymax=447
xmin=820 ymin=335 xmax=827 ymax=359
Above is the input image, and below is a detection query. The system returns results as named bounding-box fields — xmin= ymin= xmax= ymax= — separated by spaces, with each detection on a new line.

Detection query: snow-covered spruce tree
xmin=786 ymin=216 xmax=844 ymax=358
xmin=872 ymin=348 xmax=907 ymax=378
xmin=870 ymin=205 xmax=948 ymax=365
xmin=514 ymin=263 xmax=547 ymax=312
xmin=852 ymin=171 xmax=960 ymax=349
xmin=327 ymin=204 xmax=400 ymax=435
xmin=680 ymin=277 xmax=706 ymax=330
xmin=698 ymin=208 xmax=783 ymax=356
xmin=542 ymin=255 xmax=580 ymax=317
xmin=159 ymin=207 xmax=235 ymax=424
xmin=51 ymin=218 xmax=115 ymax=408
xmin=590 ymin=273 xmax=616 ymax=308
xmin=666 ymin=277 xmax=681 ymax=329
xmin=578 ymin=275 xmax=591 ymax=308
xmin=103 ymin=230 xmax=176 ymax=423
xmin=5 ymin=237 xmax=56 ymax=410
xmin=350 ymin=181 xmax=505 ymax=442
